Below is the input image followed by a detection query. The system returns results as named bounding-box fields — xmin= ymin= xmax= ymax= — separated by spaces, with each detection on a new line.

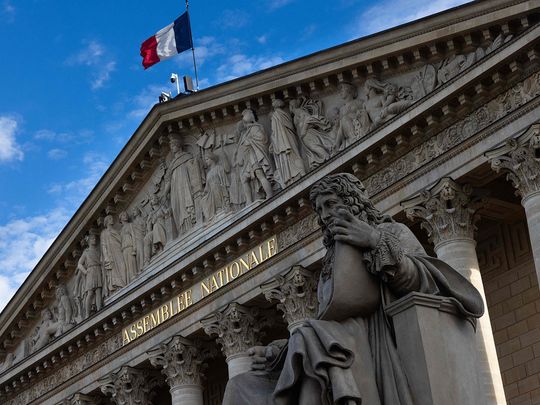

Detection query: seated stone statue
xmin=223 ymin=173 xmax=484 ymax=405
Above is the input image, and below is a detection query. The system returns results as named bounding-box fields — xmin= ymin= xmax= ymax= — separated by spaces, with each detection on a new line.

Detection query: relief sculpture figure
xmin=101 ymin=215 xmax=127 ymax=294
xmin=234 ymin=108 xmax=274 ymax=203
xmin=130 ymin=205 xmax=146 ymax=272
xmin=334 ymin=82 xmax=371 ymax=150
xmin=30 ymin=309 xmax=58 ymax=352
xmin=74 ymin=234 xmax=103 ymax=319
xmin=201 ymin=152 xmax=230 ymax=222
xmin=167 ymin=135 xmax=198 ymax=234
xmin=223 ymin=173 xmax=484 ymax=405
xmin=364 ymin=78 xmax=413 ymax=128
xmin=270 ymin=99 xmax=306 ymax=187
xmin=143 ymin=195 xmax=169 ymax=263
xmin=289 ymin=98 xmax=334 ymax=169
xmin=119 ymin=211 xmax=139 ymax=283
xmin=54 ymin=285 xmax=76 ymax=333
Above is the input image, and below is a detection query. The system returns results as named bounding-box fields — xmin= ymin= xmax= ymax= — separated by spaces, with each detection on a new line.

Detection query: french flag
xmin=140 ymin=12 xmax=193 ymax=69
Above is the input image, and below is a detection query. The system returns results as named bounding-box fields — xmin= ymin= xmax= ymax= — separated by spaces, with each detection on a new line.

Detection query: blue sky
xmin=0 ymin=0 xmax=470 ymax=309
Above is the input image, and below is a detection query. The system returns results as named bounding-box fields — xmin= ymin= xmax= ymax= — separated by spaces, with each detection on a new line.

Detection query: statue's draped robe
xmin=270 ymin=107 xmax=305 ymax=187
xmin=237 ymin=123 xmax=273 ymax=182
xmin=120 ymin=222 xmax=138 ymax=283
xmin=170 ymin=152 xmax=196 ymax=234
xmin=100 ymin=228 xmax=126 ymax=293
xmin=223 ymin=222 xmax=484 ymax=405
xmin=201 ymin=163 xmax=229 ymax=221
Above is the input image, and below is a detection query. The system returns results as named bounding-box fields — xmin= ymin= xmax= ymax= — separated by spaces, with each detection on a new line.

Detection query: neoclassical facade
xmin=1 ymin=1 xmax=539 ymax=403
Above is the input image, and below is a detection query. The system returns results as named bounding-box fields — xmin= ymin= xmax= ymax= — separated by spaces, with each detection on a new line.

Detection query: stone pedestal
xmin=226 ymin=353 xmax=253 ymax=378
xmin=402 ymin=177 xmax=506 ymax=404
xmin=386 ymin=292 xmax=483 ymax=405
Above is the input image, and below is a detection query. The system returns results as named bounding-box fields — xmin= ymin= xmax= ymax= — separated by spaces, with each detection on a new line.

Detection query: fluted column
xmin=402 ymin=177 xmax=506 ymax=405
xmin=261 ymin=265 xmax=319 ymax=332
xmin=148 ymin=336 xmax=212 ymax=405
xmin=99 ymin=366 xmax=161 ymax=405
xmin=486 ymin=122 xmax=540 ymax=284
xmin=201 ymin=303 xmax=264 ymax=378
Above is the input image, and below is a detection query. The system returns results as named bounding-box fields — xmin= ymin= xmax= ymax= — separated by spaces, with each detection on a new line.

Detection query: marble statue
xmin=54 ymin=285 xmax=76 ymax=333
xmin=31 ymin=309 xmax=59 ymax=352
xmin=364 ymin=78 xmax=414 ymax=127
xmin=144 ymin=195 xmax=169 ymax=262
xmin=222 ymin=173 xmax=484 ymax=405
xmin=201 ymin=152 xmax=230 ymax=221
xmin=289 ymin=98 xmax=334 ymax=169
xmin=167 ymin=135 xmax=203 ymax=234
xmin=101 ymin=215 xmax=127 ymax=294
xmin=0 ymin=353 xmax=14 ymax=373
xmin=130 ymin=205 xmax=146 ymax=272
xmin=270 ymin=99 xmax=306 ymax=187
xmin=74 ymin=234 xmax=103 ymax=319
xmin=334 ymin=82 xmax=371 ymax=149
xmin=234 ymin=108 xmax=274 ymax=203
xmin=119 ymin=211 xmax=139 ymax=283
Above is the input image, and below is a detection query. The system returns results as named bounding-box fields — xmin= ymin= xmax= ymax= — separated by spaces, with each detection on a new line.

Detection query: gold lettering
xmin=239 ymin=258 xmax=250 ymax=272
xmin=248 ymin=251 xmax=259 ymax=268
xmin=161 ymin=304 xmax=170 ymax=323
xmin=136 ymin=320 xmax=144 ymax=337
xmin=259 ymin=245 xmax=269 ymax=262
xmin=177 ymin=294 xmax=186 ymax=311
xmin=201 ymin=279 xmax=211 ymax=297
xmin=185 ymin=289 xmax=193 ymax=306
xmin=230 ymin=261 xmax=241 ymax=278
xmin=268 ymin=238 xmax=277 ymax=257
xmin=122 ymin=329 xmax=131 ymax=345
xmin=217 ymin=269 xmax=224 ymax=287
xmin=210 ymin=275 xmax=219 ymax=291
xmin=130 ymin=324 xmax=136 ymax=339
xmin=150 ymin=309 xmax=160 ymax=328
xmin=169 ymin=300 xmax=176 ymax=317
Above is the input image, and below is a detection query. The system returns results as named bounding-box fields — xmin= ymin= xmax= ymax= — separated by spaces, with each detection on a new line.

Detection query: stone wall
xmin=478 ymin=219 xmax=540 ymax=404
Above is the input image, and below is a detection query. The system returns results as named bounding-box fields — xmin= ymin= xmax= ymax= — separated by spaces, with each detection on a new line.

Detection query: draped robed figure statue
xmin=223 ymin=173 xmax=484 ymax=405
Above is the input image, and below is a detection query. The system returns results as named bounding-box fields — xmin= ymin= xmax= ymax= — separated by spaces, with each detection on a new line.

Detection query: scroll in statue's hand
xmin=329 ymin=208 xmax=381 ymax=249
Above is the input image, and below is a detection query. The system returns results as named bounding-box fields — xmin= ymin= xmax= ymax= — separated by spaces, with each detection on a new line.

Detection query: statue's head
xmin=272 ymin=99 xmax=286 ymax=109
xmin=338 ymin=82 xmax=357 ymax=100
xmin=310 ymin=173 xmax=391 ymax=238
xmin=169 ymin=135 xmax=182 ymax=153
xmin=205 ymin=152 xmax=218 ymax=167
xmin=119 ymin=211 xmax=129 ymax=223
xmin=241 ymin=108 xmax=257 ymax=123
xmin=55 ymin=285 xmax=67 ymax=299
xmin=104 ymin=215 xmax=114 ymax=228
xmin=43 ymin=308 xmax=52 ymax=320
xmin=86 ymin=234 xmax=98 ymax=247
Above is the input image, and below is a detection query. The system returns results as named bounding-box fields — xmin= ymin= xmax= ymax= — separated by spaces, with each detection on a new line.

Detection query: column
xmin=147 ymin=335 xmax=210 ymax=405
xmin=402 ymin=177 xmax=506 ymax=405
xmin=99 ymin=366 xmax=161 ymax=405
xmin=261 ymin=265 xmax=319 ymax=331
xmin=201 ymin=303 xmax=263 ymax=378
xmin=485 ymin=122 xmax=540 ymax=283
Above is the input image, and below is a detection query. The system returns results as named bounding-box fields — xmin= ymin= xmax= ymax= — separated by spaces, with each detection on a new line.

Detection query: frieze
xmin=364 ymin=70 xmax=540 ymax=197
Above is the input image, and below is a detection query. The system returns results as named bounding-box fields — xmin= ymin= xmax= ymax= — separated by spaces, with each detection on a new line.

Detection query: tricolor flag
xmin=140 ymin=12 xmax=193 ymax=69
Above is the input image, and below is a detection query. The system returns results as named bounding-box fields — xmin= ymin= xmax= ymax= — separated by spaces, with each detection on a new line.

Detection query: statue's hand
xmin=330 ymin=208 xmax=381 ymax=249
xmin=248 ymin=345 xmax=278 ymax=371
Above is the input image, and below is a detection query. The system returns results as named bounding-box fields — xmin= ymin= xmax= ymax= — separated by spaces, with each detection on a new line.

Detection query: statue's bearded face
xmin=314 ymin=193 xmax=346 ymax=228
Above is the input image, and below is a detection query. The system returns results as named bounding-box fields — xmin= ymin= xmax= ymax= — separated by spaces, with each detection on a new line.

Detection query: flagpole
xmin=185 ymin=0 xmax=200 ymax=91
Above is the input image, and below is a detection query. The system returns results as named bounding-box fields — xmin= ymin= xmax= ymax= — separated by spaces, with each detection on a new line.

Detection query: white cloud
xmin=66 ymin=40 xmax=116 ymax=90
xmin=47 ymin=152 xmax=110 ymax=205
xmin=217 ymin=54 xmax=285 ymax=82
xmin=2 ymin=0 xmax=15 ymax=22
xmin=257 ymin=35 xmax=268 ymax=44
xmin=0 ymin=115 xmax=24 ymax=163
xmin=47 ymin=148 xmax=67 ymax=160
xmin=351 ymin=0 xmax=472 ymax=38
xmin=0 ymin=207 xmax=70 ymax=311
xmin=128 ymin=84 xmax=169 ymax=119
xmin=177 ymin=36 xmax=226 ymax=68
xmin=215 ymin=9 xmax=250 ymax=29
xmin=269 ymin=0 xmax=295 ymax=10
xmin=34 ymin=128 xmax=93 ymax=144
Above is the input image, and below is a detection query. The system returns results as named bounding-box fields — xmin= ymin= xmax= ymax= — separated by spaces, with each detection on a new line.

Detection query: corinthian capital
xmin=99 ymin=366 xmax=161 ymax=405
xmin=60 ymin=393 xmax=100 ymax=405
xmin=401 ymin=177 xmax=481 ymax=246
xmin=261 ymin=265 xmax=318 ymax=330
xmin=485 ymin=122 xmax=540 ymax=200
xmin=147 ymin=336 xmax=213 ymax=388
xmin=201 ymin=303 xmax=263 ymax=359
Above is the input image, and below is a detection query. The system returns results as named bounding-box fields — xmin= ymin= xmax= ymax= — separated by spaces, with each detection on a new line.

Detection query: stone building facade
xmin=0 ymin=0 xmax=539 ymax=403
